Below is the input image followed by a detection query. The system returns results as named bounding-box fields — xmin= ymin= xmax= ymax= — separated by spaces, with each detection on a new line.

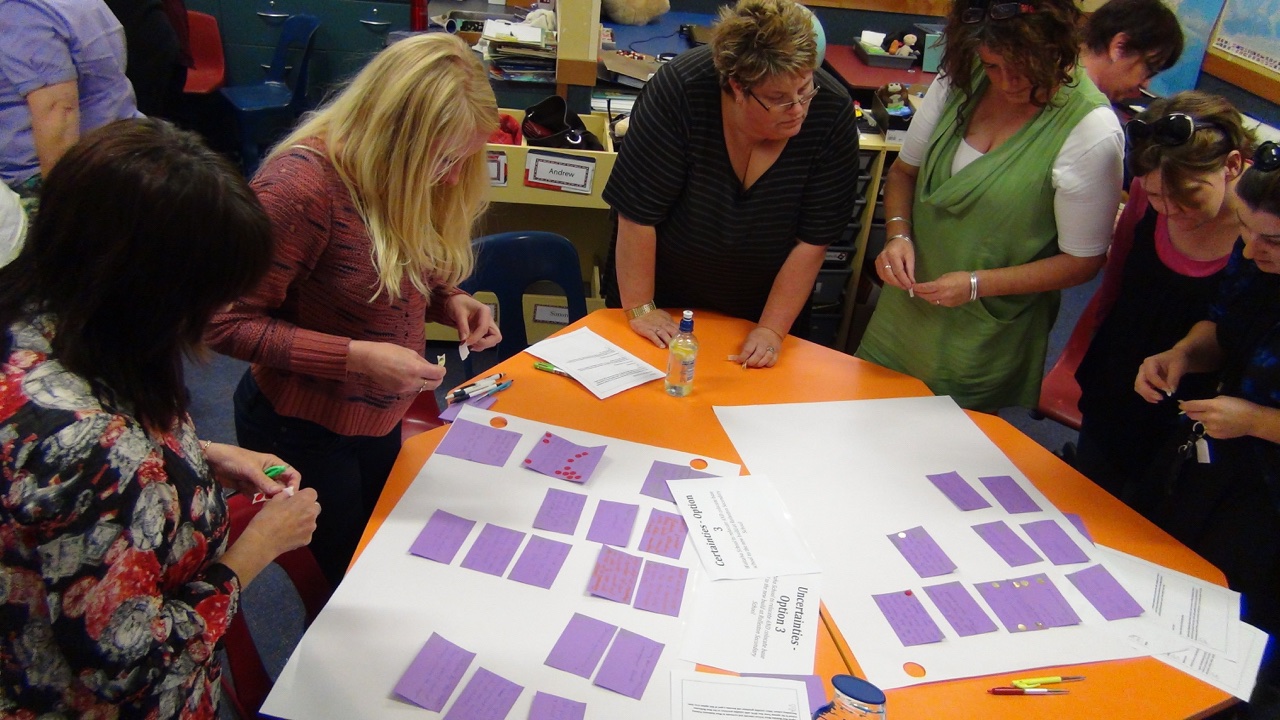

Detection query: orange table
xmin=357 ymin=309 xmax=1234 ymax=719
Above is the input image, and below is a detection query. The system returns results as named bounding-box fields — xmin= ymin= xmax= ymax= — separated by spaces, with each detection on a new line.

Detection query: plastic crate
xmin=812 ymin=268 xmax=852 ymax=305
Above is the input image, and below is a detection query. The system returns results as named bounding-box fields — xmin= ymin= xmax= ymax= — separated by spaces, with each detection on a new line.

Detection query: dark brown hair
xmin=1237 ymin=153 xmax=1280 ymax=218
xmin=711 ymin=0 xmax=817 ymax=93
xmin=941 ymin=0 xmax=1082 ymax=123
xmin=1128 ymin=91 xmax=1256 ymax=208
xmin=1083 ymin=0 xmax=1183 ymax=75
xmin=0 ymin=118 xmax=273 ymax=431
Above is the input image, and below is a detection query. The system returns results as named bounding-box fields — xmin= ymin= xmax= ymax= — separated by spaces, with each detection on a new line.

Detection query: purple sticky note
xmin=460 ymin=524 xmax=525 ymax=576
xmin=545 ymin=613 xmax=617 ymax=678
xmin=1064 ymin=513 xmax=1095 ymax=545
xmin=632 ymin=560 xmax=688 ymax=617
xmin=741 ymin=675 xmax=826 ymax=717
xmin=872 ymin=590 xmax=945 ymax=647
xmin=435 ymin=419 xmax=521 ymax=466
xmin=640 ymin=460 xmax=715 ymax=503
xmin=887 ymin=526 xmax=957 ymax=578
xmin=975 ymin=573 xmax=1082 ymax=632
xmin=638 ymin=509 xmax=688 ymax=559
xmin=1066 ymin=564 xmax=1145 ymax=620
xmin=593 ymin=628 xmax=665 ymax=700
xmin=529 ymin=691 xmax=587 ymax=720
xmin=533 ymin=488 xmax=588 ymax=535
xmin=522 ymin=432 xmax=605 ymax=483
xmin=410 ymin=510 xmax=476 ymax=564
xmin=922 ymin=581 xmax=999 ymax=637
xmin=508 ymin=535 xmax=572 ymax=589
xmin=437 ymin=394 xmax=499 ymax=423
xmin=979 ymin=475 xmax=1042 ymax=514
xmin=972 ymin=521 xmax=1043 ymax=567
xmin=393 ymin=633 xmax=475 ymax=711
xmin=587 ymin=545 xmax=643 ymax=603
xmin=586 ymin=500 xmax=639 ymax=547
xmin=926 ymin=471 xmax=991 ymax=511
xmin=442 ymin=667 xmax=523 ymax=720
xmin=1020 ymin=519 xmax=1090 ymax=565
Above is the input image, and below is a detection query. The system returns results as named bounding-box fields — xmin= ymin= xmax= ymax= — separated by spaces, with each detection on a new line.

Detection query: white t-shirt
xmin=0 ymin=182 xmax=25 ymax=268
xmin=898 ymin=76 xmax=1123 ymax=258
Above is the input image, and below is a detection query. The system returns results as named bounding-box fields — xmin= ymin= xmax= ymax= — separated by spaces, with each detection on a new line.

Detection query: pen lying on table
xmin=988 ymin=687 xmax=1068 ymax=695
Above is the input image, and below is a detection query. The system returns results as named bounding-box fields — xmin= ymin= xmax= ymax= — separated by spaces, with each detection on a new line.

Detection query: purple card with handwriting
xmin=393 ymin=633 xmax=475 ymax=711
xmin=975 ymin=573 xmax=1081 ymax=632
xmin=545 ymin=613 xmax=617 ymax=678
xmin=632 ymin=560 xmax=688 ymax=617
xmin=437 ymin=394 xmax=499 ymax=423
xmin=409 ymin=510 xmax=475 ymax=564
xmin=640 ymin=460 xmax=716 ymax=503
xmin=1020 ymin=519 xmax=1090 ymax=565
xmin=593 ymin=629 xmax=665 ymax=700
xmin=979 ymin=475 xmax=1042 ymax=514
xmin=923 ymin=581 xmax=998 ymax=637
xmin=638 ymin=508 xmax=688 ymax=559
xmin=435 ymin=419 xmax=521 ymax=466
xmin=587 ymin=545 xmax=643 ymax=603
xmin=522 ymin=431 xmax=605 ymax=483
xmin=887 ymin=526 xmax=957 ymax=578
xmin=459 ymin=524 xmax=525 ymax=576
xmin=926 ymin=471 xmax=991 ymax=511
xmin=872 ymin=590 xmax=945 ymax=646
xmin=533 ymin=488 xmax=588 ymax=536
xmin=973 ymin=521 xmax=1042 ymax=567
xmin=1066 ymin=564 xmax=1145 ymax=620
xmin=586 ymin=500 xmax=639 ymax=547
xmin=1064 ymin=513 xmax=1094 ymax=544
xmin=442 ymin=667 xmax=522 ymax=720
xmin=507 ymin=535 xmax=572 ymax=589
xmin=529 ymin=692 xmax=587 ymax=720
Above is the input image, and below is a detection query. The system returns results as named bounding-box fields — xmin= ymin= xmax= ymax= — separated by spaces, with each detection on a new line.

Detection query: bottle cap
xmin=679 ymin=309 xmax=693 ymax=332
xmin=831 ymin=675 xmax=886 ymax=706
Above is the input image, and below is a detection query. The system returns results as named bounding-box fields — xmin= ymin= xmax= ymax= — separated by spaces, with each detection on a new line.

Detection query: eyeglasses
xmin=961 ymin=1 xmax=1036 ymax=23
xmin=1255 ymin=141 xmax=1280 ymax=172
xmin=746 ymin=85 xmax=821 ymax=113
xmin=1125 ymin=113 xmax=1221 ymax=148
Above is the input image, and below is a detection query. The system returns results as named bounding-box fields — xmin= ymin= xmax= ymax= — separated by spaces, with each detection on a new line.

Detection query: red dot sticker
xmin=542 ymin=438 xmax=550 ymax=444
xmin=524 ymin=459 xmax=532 ymax=464
xmin=904 ymin=590 xmax=913 ymax=596
xmin=554 ymin=470 xmax=562 ymax=475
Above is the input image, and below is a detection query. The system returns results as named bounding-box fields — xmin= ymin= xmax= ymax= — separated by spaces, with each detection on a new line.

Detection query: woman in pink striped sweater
xmin=207 ymin=34 xmax=501 ymax=585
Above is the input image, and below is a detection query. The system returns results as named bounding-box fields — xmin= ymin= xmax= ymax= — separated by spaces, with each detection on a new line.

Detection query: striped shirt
xmin=602 ymin=44 xmax=859 ymax=322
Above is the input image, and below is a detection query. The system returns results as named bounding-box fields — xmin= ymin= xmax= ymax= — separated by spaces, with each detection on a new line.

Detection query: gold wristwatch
xmin=625 ymin=302 xmax=657 ymax=319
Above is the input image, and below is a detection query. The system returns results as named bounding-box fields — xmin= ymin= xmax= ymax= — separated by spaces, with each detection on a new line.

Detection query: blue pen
xmin=480 ymin=379 xmax=514 ymax=398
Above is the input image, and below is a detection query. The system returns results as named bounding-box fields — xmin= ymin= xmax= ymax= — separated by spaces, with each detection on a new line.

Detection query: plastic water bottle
xmin=665 ymin=310 xmax=698 ymax=397
xmin=813 ymin=675 xmax=886 ymax=719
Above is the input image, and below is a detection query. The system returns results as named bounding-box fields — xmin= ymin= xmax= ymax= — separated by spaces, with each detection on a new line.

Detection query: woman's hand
xmin=875 ymin=236 xmax=916 ymax=291
xmin=1135 ymin=348 xmax=1188 ymax=403
xmin=349 ymin=340 xmax=447 ymax=394
xmin=630 ymin=308 xmax=678 ymax=349
xmin=446 ymin=294 xmax=501 ymax=351
xmin=220 ymin=488 xmax=322 ymax=587
xmin=204 ymin=443 xmax=301 ymax=497
xmin=913 ymin=271 xmax=972 ymax=308
xmin=1180 ymin=397 xmax=1263 ymax=439
xmin=728 ymin=326 xmax=782 ymax=369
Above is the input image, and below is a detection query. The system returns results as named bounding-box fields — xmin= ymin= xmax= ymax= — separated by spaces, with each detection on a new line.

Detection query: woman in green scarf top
xmin=857 ymin=0 xmax=1123 ymax=412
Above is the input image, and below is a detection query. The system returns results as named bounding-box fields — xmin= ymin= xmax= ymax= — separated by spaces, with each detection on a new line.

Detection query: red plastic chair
xmin=220 ymin=493 xmax=331 ymax=719
xmin=1035 ymin=292 xmax=1104 ymax=430
xmin=183 ymin=11 xmax=225 ymax=94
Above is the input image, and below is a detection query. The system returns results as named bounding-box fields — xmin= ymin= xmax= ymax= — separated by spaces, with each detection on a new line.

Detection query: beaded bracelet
xmin=200 ymin=439 xmax=213 ymax=452
xmin=969 ymin=271 xmax=979 ymax=302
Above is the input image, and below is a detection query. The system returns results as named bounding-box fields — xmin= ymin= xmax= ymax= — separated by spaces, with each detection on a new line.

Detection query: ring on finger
xmin=884 ymin=264 xmax=892 ymax=271
xmin=765 ymin=346 xmax=776 ymax=354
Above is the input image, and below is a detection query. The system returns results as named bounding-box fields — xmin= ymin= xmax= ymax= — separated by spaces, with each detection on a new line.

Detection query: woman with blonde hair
xmin=208 ymin=33 xmax=500 ymax=584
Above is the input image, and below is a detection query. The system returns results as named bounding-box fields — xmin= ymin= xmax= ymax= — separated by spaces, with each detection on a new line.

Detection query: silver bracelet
xmin=888 ymin=233 xmax=913 ymax=244
xmin=969 ymin=271 xmax=979 ymax=302
xmin=886 ymin=216 xmax=912 ymax=227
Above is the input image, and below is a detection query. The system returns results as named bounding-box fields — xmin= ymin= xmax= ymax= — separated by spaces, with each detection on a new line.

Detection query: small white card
xmin=487 ymin=150 xmax=507 ymax=187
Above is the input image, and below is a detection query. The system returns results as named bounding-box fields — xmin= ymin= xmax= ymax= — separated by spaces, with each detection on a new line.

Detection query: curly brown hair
xmin=711 ymin=0 xmax=817 ymax=94
xmin=1237 ymin=143 xmax=1280 ymax=218
xmin=941 ymin=0 xmax=1082 ymax=124
xmin=1128 ymin=91 xmax=1256 ymax=208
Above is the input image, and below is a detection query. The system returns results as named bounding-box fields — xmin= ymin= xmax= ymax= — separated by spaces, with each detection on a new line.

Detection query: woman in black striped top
xmin=603 ymin=0 xmax=859 ymax=367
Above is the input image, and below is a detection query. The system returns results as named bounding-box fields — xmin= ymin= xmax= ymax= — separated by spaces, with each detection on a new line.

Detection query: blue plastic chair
xmin=220 ymin=14 xmax=320 ymax=175
xmin=460 ymin=231 xmax=589 ymax=361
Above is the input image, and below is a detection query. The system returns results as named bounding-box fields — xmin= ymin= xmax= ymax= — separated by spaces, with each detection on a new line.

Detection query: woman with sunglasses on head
xmin=857 ymin=0 xmax=1123 ymax=412
xmin=206 ymin=34 xmax=501 ymax=586
xmin=603 ymin=0 xmax=859 ymax=367
xmin=1134 ymin=142 xmax=1280 ymax=714
xmin=1074 ymin=92 xmax=1254 ymax=502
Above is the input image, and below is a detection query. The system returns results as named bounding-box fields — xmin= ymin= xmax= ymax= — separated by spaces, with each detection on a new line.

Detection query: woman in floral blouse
xmin=0 ymin=118 xmax=321 ymax=718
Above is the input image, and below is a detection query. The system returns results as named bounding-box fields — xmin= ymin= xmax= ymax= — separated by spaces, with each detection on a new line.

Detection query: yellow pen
xmin=1012 ymin=675 xmax=1085 ymax=689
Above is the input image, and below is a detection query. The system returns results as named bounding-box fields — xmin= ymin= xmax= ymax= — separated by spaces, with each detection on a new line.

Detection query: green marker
xmin=263 ymin=465 xmax=288 ymax=479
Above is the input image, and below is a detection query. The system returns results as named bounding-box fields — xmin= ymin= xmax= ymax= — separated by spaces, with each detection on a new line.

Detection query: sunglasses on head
xmin=961 ymin=1 xmax=1036 ymax=23
xmin=1125 ymin=112 xmax=1221 ymax=148
xmin=1255 ymin=141 xmax=1280 ymax=173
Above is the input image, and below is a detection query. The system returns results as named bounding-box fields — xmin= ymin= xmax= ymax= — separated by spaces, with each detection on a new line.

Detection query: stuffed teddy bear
xmin=601 ymin=0 xmax=669 ymax=26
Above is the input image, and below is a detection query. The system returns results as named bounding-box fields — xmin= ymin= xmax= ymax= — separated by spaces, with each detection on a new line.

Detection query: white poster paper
xmin=526 ymin=327 xmax=664 ymax=399
xmin=669 ymin=671 xmax=810 ymax=720
xmin=681 ymin=574 xmax=823 ymax=675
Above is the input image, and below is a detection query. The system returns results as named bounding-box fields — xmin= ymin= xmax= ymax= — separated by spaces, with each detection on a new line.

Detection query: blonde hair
xmin=711 ymin=0 xmax=817 ymax=94
xmin=265 ymin=33 xmax=497 ymax=299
